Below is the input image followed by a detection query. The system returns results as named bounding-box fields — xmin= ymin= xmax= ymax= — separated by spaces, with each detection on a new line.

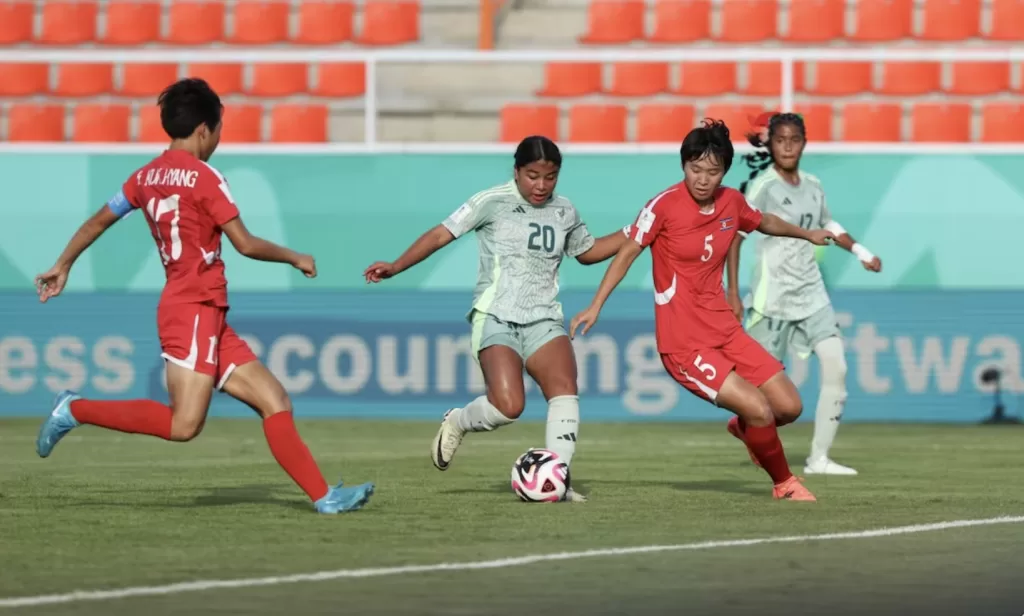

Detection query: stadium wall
xmin=2 ymin=150 xmax=1021 ymax=421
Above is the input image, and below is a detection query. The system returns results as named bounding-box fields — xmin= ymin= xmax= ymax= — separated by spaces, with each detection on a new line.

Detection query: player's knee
xmin=773 ymin=395 xmax=803 ymax=426
xmin=816 ymin=337 xmax=848 ymax=388
xmin=169 ymin=416 xmax=205 ymax=442
xmin=741 ymin=392 xmax=774 ymax=427
xmin=488 ymin=389 xmax=525 ymax=420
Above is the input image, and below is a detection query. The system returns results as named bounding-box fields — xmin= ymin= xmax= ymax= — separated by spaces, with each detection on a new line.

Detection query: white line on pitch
xmin=1 ymin=515 xmax=1021 ymax=609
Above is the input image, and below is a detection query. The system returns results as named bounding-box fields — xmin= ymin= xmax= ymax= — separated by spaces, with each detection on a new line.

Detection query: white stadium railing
xmin=2 ymin=47 xmax=1024 ymax=155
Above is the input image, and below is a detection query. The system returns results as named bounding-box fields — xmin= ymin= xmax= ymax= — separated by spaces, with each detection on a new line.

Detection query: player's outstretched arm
xmin=221 ymin=217 xmax=317 ymax=277
xmin=725 ymin=235 xmax=745 ymax=321
xmin=570 ymin=240 xmax=643 ymax=338
xmin=576 ymin=229 xmax=629 ymax=265
xmin=758 ymin=213 xmax=834 ymax=246
xmin=35 ymin=205 xmax=121 ymax=303
xmin=823 ymin=221 xmax=882 ymax=273
xmin=364 ymin=224 xmax=455 ymax=283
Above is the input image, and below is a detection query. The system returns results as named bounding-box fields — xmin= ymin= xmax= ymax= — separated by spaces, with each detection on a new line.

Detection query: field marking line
xmin=2 ymin=515 xmax=1021 ymax=609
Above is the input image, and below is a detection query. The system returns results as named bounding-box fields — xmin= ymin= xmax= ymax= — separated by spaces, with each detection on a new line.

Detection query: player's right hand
xmin=35 ymin=265 xmax=69 ymax=303
xmin=363 ymin=261 xmax=396 ymax=283
xmin=569 ymin=305 xmax=601 ymax=339
xmin=806 ymin=229 xmax=835 ymax=246
xmin=293 ymin=254 xmax=317 ymax=278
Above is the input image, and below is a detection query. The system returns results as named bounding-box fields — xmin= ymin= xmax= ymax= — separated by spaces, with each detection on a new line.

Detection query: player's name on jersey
xmin=141 ymin=167 xmax=199 ymax=189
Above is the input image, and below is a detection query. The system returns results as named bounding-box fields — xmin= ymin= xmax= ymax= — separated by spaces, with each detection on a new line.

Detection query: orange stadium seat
xmin=54 ymin=64 xmax=114 ymax=97
xmin=39 ymin=1 xmax=98 ymax=45
xmin=987 ymin=0 xmax=1024 ymax=40
xmin=221 ymin=105 xmax=264 ymax=143
xmin=673 ymin=62 xmax=737 ymax=96
xmin=184 ymin=64 xmax=244 ymax=95
xmin=742 ymin=62 xmax=805 ymax=96
xmin=0 ymin=1 xmax=34 ymax=44
xmin=313 ymin=63 xmax=366 ymax=97
xmin=569 ymin=105 xmax=627 ymax=142
xmin=648 ymin=0 xmax=710 ymax=43
xmin=980 ymin=103 xmax=1024 ymax=141
xmin=878 ymin=62 xmax=941 ymax=95
xmin=0 ymin=64 xmax=49 ymax=96
xmin=702 ymin=104 xmax=764 ymax=141
xmin=805 ymin=62 xmax=873 ymax=95
xmin=72 ymin=104 xmax=131 ymax=142
xmin=537 ymin=63 xmax=602 ymax=97
xmin=910 ymin=103 xmax=971 ymax=142
xmin=718 ymin=0 xmax=777 ymax=42
xmin=8 ymin=104 xmax=65 ymax=142
xmin=295 ymin=1 xmax=355 ymax=44
xmin=851 ymin=0 xmax=912 ymax=41
xmin=948 ymin=62 xmax=1010 ymax=95
xmin=579 ymin=0 xmax=644 ymax=44
xmin=358 ymin=1 xmax=419 ymax=45
xmin=250 ymin=64 xmax=309 ymax=96
xmin=102 ymin=2 xmax=161 ymax=45
xmin=120 ymin=64 xmax=181 ymax=97
xmin=270 ymin=104 xmax=328 ymax=142
xmin=920 ymin=0 xmax=980 ymax=41
xmin=793 ymin=104 xmax=833 ymax=141
xmin=166 ymin=2 xmax=225 ymax=44
xmin=500 ymin=105 xmax=560 ymax=142
xmin=841 ymin=103 xmax=902 ymax=141
xmin=138 ymin=104 xmax=166 ymax=142
xmin=784 ymin=0 xmax=845 ymax=42
xmin=232 ymin=1 xmax=290 ymax=44
xmin=608 ymin=63 xmax=670 ymax=96
xmin=636 ymin=104 xmax=696 ymax=142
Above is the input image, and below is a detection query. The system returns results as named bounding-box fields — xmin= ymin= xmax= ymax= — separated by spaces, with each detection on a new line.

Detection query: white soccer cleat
xmin=803 ymin=458 xmax=858 ymax=476
xmin=564 ymin=488 xmax=588 ymax=503
xmin=430 ymin=408 xmax=465 ymax=471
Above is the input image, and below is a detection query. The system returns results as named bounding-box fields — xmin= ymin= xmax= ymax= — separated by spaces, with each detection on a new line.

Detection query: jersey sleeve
xmin=737 ymin=182 xmax=769 ymax=238
xmin=564 ymin=207 xmax=596 ymax=257
xmin=628 ymin=189 xmax=675 ymax=248
xmin=442 ymin=190 xmax=499 ymax=238
xmin=738 ymin=193 xmax=763 ymax=234
xmin=106 ymin=172 xmax=144 ymax=219
xmin=198 ymin=166 xmax=240 ymax=227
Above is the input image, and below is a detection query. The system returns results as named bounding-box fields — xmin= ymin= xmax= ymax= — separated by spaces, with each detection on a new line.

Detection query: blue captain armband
xmin=106 ymin=189 xmax=133 ymax=218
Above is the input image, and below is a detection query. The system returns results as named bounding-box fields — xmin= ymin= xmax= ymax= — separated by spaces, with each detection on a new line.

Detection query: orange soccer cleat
xmin=772 ymin=476 xmax=817 ymax=502
xmin=727 ymin=416 xmax=761 ymax=467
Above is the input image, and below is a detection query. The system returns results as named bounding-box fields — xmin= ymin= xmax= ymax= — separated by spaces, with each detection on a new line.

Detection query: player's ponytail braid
xmin=738 ymin=112 xmax=806 ymax=195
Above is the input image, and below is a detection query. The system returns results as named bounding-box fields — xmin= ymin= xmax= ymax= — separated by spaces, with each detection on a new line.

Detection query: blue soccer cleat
xmin=36 ymin=389 xmax=82 ymax=458
xmin=314 ymin=479 xmax=375 ymax=514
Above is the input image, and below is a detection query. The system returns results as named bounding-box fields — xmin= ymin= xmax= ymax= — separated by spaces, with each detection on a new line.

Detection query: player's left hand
xmin=363 ymin=261 xmax=397 ymax=283
xmin=862 ymin=256 xmax=882 ymax=273
xmin=35 ymin=265 xmax=69 ymax=303
xmin=569 ymin=305 xmax=601 ymax=339
xmin=805 ymin=229 xmax=835 ymax=246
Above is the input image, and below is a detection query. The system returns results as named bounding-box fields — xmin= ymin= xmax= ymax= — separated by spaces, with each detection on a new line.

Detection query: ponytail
xmin=737 ymin=112 xmax=806 ymax=195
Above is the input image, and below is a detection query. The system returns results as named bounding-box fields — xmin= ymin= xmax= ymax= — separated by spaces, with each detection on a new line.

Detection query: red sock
xmin=744 ymin=424 xmax=793 ymax=484
xmin=263 ymin=411 xmax=329 ymax=502
xmin=69 ymin=399 xmax=173 ymax=440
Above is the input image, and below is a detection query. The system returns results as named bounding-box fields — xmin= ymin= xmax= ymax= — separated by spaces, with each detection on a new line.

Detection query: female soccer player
xmin=726 ymin=112 xmax=882 ymax=476
xmin=364 ymin=136 xmax=626 ymax=502
xmin=570 ymin=120 xmax=834 ymax=501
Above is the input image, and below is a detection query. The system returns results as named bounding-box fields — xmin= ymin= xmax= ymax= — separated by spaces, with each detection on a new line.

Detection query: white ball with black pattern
xmin=510 ymin=448 xmax=570 ymax=502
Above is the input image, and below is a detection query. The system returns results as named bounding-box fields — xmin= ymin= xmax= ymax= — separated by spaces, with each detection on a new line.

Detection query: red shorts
xmin=157 ymin=303 xmax=257 ymax=389
xmin=660 ymin=331 xmax=784 ymax=405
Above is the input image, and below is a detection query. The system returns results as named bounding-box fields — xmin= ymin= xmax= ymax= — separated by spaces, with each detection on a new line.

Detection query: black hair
xmin=514 ymin=135 xmax=562 ymax=169
xmin=158 ymin=78 xmax=223 ymax=140
xmin=680 ymin=119 xmax=734 ymax=174
xmin=738 ymin=112 xmax=806 ymax=194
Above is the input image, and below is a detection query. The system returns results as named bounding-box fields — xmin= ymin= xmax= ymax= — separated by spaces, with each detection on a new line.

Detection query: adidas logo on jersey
xmin=513 ymin=205 xmax=526 ymax=214
xmin=782 ymin=197 xmax=793 ymax=205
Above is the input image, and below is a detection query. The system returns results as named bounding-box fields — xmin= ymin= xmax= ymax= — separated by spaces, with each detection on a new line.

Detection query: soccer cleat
xmin=772 ymin=476 xmax=817 ymax=502
xmin=314 ymin=479 xmax=375 ymax=514
xmin=564 ymin=488 xmax=588 ymax=503
xmin=430 ymin=408 xmax=465 ymax=471
xmin=804 ymin=458 xmax=858 ymax=476
xmin=726 ymin=416 xmax=761 ymax=468
xmin=36 ymin=390 xmax=82 ymax=458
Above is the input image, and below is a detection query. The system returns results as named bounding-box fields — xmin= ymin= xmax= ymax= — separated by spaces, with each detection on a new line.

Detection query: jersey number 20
xmin=146 ymin=195 xmax=182 ymax=265
xmin=528 ymin=223 xmax=556 ymax=253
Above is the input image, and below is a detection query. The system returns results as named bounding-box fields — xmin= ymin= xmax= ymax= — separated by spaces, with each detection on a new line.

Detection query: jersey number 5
xmin=146 ymin=195 xmax=182 ymax=265
xmin=701 ymin=233 xmax=714 ymax=262
xmin=528 ymin=223 xmax=556 ymax=253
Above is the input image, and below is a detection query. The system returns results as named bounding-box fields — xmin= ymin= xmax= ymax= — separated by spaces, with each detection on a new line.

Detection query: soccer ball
xmin=510 ymin=448 xmax=570 ymax=502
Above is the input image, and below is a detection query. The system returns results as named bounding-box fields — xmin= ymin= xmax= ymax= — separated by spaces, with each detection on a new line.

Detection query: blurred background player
xmin=726 ymin=112 xmax=882 ymax=477
xmin=33 ymin=78 xmax=374 ymax=515
xmin=364 ymin=136 xmax=627 ymax=502
xmin=570 ymin=120 xmax=834 ymax=501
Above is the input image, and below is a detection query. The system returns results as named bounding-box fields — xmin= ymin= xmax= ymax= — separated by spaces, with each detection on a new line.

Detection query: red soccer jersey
xmin=626 ymin=182 xmax=763 ymax=353
xmin=114 ymin=150 xmax=240 ymax=307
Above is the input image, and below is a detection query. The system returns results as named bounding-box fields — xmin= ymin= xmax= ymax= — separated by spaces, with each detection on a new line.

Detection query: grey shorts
xmin=745 ymin=304 xmax=841 ymax=360
xmin=470 ymin=310 xmax=567 ymax=364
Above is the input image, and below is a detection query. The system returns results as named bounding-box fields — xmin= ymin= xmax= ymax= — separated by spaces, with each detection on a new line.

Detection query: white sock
xmin=545 ymin=395 xmax=579 ymax=466
xmin=455 ymin=396 xmax=515 ymax=432
xmin=809 ymin=336 xmax=848 ymax=463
